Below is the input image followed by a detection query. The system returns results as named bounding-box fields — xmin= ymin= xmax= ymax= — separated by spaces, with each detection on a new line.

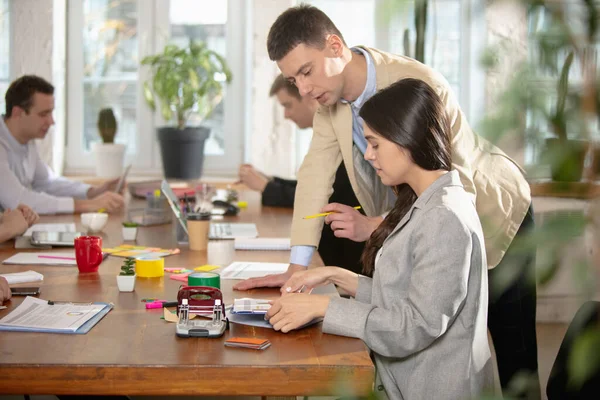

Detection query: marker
xmin=97 ymin=208 xmax=106 ymax=213
xmin=145 ymin=301 xmax=178 ymax=309
xmin=303 ymin=206 xmax=361 ymax=219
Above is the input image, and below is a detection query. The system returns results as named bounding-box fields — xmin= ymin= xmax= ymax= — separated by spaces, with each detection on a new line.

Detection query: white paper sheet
xmin=24 ymin=223 xmax=76 ymax=237
xmin=0 ymin=296 xmax=105 ymax=332
xmin=220 ymin=261 xmax=289 ymax=280
xmin=2 ymin=252 xmax=77 ymax=266
xmin=0 ymin=270 xmax=43 ymax=284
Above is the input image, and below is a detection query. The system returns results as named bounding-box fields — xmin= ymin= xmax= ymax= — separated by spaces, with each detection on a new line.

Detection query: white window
xmin=293 ymin=0 xmax=486 ymax=171
xmin=0 ymin=0 xmax=10 ymax=113
xmin=66 ymin=0 xmax=250 ymax=176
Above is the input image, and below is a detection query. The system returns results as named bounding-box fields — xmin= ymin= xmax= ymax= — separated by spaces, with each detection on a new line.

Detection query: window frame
xmin=65 ymin=0 xmax=251 ymax=176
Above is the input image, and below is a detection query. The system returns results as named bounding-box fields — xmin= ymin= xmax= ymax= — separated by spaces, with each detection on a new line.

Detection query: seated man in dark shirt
xmin=238 ymin=75 xmax=365 ymax=274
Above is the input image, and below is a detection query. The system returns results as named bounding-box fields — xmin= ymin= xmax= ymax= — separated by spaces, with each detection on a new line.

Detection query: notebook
xmin=234 ymin=237 xmax=291 ymax=251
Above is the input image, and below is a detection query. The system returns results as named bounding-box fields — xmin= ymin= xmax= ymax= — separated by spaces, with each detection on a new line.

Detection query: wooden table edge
xmin=0 ymin=364 xmax=375 ymax=396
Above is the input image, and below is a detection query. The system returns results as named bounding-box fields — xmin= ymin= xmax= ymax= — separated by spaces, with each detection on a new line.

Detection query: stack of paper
xmin=234 ymin=237 xmax=291 ymax=251
xmin=220 ymin=262 xmax=288 ymax=280
xmin=0 ymin=270 xmax=43 ymax=284
xmin=224 ymin=337 xmax=271 ymax=350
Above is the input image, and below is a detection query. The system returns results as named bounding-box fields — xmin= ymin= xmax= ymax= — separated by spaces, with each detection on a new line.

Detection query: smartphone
xmin=10 ymin=287 xmax=41 ymax=296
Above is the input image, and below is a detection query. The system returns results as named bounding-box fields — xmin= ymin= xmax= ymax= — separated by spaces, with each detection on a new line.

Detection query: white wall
xmin=9 ymin=0 xmax=65 ymax=174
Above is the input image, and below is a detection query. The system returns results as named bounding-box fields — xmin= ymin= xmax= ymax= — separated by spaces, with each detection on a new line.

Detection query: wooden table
xmin=0 ymin=191 xmax=374 ymax=396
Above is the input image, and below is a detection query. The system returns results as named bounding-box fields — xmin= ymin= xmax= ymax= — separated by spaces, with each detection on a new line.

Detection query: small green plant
xmin=97 ymin=108 xmax=118 ymax=143
xmin=120 ymin=257 xmax=135 ymax=276
xmin=122 ymin=221 xmax=139 ymax=228
xmin=141 ymin=40 xmax=232 ymax=130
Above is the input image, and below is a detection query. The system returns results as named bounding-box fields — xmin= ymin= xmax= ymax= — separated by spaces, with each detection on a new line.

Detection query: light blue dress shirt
xmin=290 ymin=47 xmax=378 ymax=267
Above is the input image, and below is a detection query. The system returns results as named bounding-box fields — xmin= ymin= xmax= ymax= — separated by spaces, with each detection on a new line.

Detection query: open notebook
xmin=233 ymin=237 xmax=291 ymax=251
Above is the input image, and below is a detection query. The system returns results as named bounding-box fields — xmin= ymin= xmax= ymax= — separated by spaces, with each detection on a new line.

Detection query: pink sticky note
xmin=169 ymin=273 xmax=191 ymax=282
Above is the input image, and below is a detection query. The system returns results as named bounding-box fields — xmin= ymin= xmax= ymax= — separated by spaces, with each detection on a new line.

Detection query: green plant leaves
xmin=140 ymin=40 xmax=232 ymax=128
xmin=143 ymin=82 xmax=155 ymax=111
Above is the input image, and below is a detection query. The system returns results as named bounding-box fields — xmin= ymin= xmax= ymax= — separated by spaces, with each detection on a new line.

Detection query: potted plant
xmin=93 ymin=108 xmax=126 ymax=178
xmin=122 ymin=222 xmax=139 ymax=241
xmin=117 ymin=257 xmax=136 ymax=292
xmin=141 ymin=40 xmax=232 ymax=180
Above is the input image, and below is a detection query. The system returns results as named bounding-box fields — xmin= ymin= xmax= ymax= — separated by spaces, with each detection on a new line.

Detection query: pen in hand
xmin=303 ymin=206 xmax=362 ymax=219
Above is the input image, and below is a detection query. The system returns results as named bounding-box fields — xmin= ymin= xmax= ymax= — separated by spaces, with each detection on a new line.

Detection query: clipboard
xmin=0 ymin=298 xmax=113 ymax=334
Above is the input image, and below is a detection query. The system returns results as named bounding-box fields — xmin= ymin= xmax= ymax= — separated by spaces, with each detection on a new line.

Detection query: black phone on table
xmin=10 ymin=287 xmax=41 ymax=296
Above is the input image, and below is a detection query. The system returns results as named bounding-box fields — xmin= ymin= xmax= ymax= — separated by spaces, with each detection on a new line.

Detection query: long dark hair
xmin=359 ymin=78 xmax=452 ymax=275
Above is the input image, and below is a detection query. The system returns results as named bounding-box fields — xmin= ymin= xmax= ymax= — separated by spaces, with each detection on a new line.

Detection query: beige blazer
xmin=290 ymin=47 xmax=531 ymax=268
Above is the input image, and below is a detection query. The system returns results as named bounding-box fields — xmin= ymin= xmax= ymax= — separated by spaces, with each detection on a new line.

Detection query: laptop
xmin=160 ymin=180 xmax=259 ymax=240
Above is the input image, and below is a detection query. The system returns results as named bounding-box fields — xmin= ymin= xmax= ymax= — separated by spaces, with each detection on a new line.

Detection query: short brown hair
xmin=5 ymin=75 xmax=54 ymax=117
xmin=269 ymin=74 xmax=301 ymax=100
xmin=267 ymin=4 xmax=346 ymax=61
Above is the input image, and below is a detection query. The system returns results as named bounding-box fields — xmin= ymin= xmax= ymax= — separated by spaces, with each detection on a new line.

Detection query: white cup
xmin=81 ymin=213 xmax=108 ymax=233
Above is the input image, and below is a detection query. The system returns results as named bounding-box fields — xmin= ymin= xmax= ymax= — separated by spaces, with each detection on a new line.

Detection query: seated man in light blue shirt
xmin=0 ymin=75 xmax=125 ymax=214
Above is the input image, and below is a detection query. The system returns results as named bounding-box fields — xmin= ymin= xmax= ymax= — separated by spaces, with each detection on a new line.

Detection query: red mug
xmin=74 ymin=236 xmax=103 ymax=273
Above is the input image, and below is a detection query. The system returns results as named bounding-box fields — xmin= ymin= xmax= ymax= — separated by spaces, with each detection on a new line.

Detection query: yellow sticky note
xmin=195 ymin=265 xmax=220 ymax=272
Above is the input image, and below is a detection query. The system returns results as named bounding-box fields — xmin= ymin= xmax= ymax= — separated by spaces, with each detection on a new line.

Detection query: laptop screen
xmin=161 ymin=180 xmax=188 ymax=234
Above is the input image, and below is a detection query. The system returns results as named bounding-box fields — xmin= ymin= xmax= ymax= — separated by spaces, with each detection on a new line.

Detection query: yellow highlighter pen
xmin=303 ymin=206 xmax=361 ymax=220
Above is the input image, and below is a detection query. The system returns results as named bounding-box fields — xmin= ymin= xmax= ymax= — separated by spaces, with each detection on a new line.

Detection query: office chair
xmin=546 ymin=301 xmax=600 ymax=399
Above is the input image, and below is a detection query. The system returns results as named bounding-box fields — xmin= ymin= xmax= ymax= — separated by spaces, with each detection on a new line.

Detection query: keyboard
xmin=209 ymin=223 xmax=258 ymax=240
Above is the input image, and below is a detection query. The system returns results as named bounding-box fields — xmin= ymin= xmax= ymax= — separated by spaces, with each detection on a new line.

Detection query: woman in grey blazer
xmin=266 ymin=79 xmax=493 ymax=400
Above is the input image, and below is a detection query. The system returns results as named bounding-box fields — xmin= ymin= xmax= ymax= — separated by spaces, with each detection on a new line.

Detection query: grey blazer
xmin=323 ymin=171 xmax=493 ymax=400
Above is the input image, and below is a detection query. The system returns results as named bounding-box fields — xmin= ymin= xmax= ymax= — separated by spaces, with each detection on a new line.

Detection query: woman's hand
xmin=280 ymin=267 xmax=335 ymax=295
xmin=266 ymin=293 xmax=330 ymax=333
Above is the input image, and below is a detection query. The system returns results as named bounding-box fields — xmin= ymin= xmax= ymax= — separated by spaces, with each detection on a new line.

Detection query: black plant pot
xmin=545 ymin=138 xmax=589 ymax=182
xmin=157 ymin=126 xmax=210 ymax=180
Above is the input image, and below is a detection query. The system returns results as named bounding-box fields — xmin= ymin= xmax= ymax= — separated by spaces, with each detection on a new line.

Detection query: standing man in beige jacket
xmin=234 ymin=5 xmax=538 ymax=398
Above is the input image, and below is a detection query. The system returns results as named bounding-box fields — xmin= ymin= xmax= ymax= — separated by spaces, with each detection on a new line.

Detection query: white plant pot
xmin=117 ymin=274 xmax=136 ymax=292
xmin=122 ymin=227 xmax=138 ymax=241
xmin=93 ymin=143 xmax=126 ymax=178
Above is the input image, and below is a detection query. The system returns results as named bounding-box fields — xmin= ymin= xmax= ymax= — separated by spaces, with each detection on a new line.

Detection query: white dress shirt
xmin=0 ymin=117 xmax=90 ymax=214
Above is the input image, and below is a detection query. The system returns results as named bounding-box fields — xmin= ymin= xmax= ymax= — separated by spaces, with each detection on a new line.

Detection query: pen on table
xmin=38 ymin=255 xmax=76 ymax=261
xmin=145 ymin=301 xmax=179 ymax=309
xmin=303 ymin=206 xmax=362 ymax=219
